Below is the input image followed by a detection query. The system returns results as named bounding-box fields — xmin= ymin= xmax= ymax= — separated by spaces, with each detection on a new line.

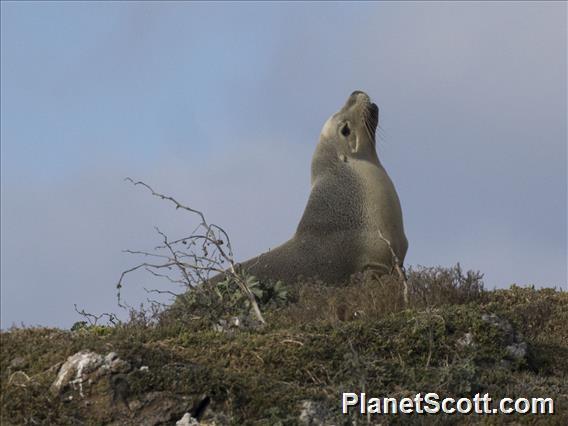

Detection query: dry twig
xmin=118 ymin=178 xmax=266 ymax=324
xmin=377 ymin=228 xmax=408 ymax=305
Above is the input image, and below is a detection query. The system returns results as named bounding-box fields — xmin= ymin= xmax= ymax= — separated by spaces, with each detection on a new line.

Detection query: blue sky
xmin=1 ymin=1 xmax=566 ymax=328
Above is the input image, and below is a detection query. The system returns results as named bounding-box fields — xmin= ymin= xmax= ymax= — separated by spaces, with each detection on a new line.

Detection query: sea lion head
xmin=319 ymin=90 xmax=379 ymax=163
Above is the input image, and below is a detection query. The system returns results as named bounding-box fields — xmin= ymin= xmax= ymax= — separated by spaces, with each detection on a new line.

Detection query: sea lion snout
xmin=345 ymin=90 xmax=371 ymax=108
xmin=350 ymin=90 xmax=369 ymax=100
xmin=345 ymin=91 xmax=378 ymax=120
xmin=343 ymin=91 xmax=379 ymax=141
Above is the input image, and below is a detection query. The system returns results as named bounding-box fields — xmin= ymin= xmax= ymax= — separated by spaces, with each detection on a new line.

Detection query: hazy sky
xmin=1 ymin=2 xmax=566 ymax=328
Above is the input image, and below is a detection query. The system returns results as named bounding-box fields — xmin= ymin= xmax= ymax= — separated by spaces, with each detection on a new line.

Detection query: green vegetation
xmin=1 ymin=266 xmax=567 ymax=424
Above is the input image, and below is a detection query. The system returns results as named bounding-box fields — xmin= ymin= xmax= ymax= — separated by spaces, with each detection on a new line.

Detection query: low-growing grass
xmin=1 ymin=265 xmax=566 ymax=424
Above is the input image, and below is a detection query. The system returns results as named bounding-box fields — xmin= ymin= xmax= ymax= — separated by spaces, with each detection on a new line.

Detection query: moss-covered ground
xmin=1 ymin=266 xmax=567 ymax=425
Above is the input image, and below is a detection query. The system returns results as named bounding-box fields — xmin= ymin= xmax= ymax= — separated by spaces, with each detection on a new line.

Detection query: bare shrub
xmin=272 ymin=264 xmax=486 ymax=327
xmin=117 ymin=178 xmax=266 ymax=324
xmin=407 ymin=263 xmax=487 ymax=307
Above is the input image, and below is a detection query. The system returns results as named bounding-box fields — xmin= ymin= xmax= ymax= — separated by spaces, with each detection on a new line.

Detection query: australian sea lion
xmin=236 ymin=90 xmax=408 ymax=284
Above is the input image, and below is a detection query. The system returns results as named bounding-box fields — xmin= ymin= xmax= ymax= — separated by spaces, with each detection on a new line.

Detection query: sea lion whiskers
xmin=362 ymin=104 xmax=379 ymax=145
xmin=362 ymin=112 xmax=375 ymax=144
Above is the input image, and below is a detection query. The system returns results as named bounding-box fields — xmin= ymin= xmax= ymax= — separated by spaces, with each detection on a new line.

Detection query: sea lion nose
xmin=351 ymin=90 xmax=367 ymax=98
xmin=347 ymin=90 xmax=370 ymax=105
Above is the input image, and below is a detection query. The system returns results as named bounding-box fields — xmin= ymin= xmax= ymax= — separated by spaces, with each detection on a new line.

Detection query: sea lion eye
xmin=341 ymin=123 xmax=351 ymax=137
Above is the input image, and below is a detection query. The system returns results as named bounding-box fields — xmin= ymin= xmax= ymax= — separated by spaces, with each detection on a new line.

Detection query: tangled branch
xmin=118 ymin=178 xmax=266 ymax=324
